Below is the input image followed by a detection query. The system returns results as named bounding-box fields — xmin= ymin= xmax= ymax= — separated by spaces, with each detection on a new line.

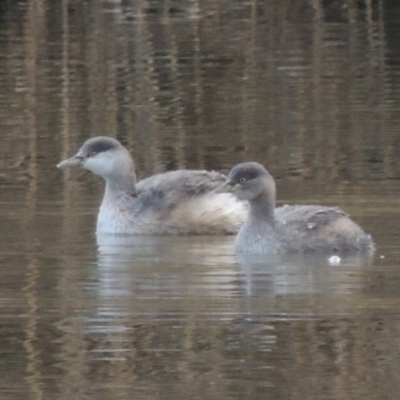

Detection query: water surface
xmin=1 ymin=1 xmax=400 ymax=399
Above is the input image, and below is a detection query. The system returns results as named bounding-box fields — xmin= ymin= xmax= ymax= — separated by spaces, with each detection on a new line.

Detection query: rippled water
xmin=1 ymin=1 xmax=400 ymax=399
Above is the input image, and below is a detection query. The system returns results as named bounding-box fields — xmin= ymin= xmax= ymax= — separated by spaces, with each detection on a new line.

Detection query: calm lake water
xmin=1 ymin=1 xmax=400 ymax=399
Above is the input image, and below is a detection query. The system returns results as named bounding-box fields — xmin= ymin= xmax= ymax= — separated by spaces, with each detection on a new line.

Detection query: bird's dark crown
xmin=228 ymin=162 xmax=268 ymax=184
xmin=82 ymin=137 xmax=121 ymax=156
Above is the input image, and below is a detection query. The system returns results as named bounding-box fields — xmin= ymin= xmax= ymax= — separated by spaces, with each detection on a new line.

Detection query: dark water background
xmin=1 ymin=0 xmax=400 ymax=399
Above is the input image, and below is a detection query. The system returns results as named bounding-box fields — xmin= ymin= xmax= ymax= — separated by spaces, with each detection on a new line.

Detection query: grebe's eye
xmin=239 ymin=177 xmax=246 ymax=184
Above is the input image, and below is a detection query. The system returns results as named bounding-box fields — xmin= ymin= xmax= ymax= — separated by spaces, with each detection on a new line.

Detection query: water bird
xmin=57 ymin=136 xmax=247 ymax=234
xmin=216 ymin=161 xmax=374 ymax=255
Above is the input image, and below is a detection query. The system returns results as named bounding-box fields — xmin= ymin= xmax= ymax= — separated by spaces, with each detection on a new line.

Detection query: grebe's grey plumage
xmin=216 ymin=162 xmax=374 ymax=255
xmin=57 ymin=137 xmax=247 ymax=235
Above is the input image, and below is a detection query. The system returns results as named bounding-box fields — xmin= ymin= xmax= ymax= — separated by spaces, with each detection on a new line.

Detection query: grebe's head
xmin=57 ymin=136 xmax=133 ymax=178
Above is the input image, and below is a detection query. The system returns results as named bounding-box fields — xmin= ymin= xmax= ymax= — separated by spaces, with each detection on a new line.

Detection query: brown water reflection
xmin=4 ymin=222 xmax=396 ymax=400
xmin=1 ymin=0 xmax=400 ymax=399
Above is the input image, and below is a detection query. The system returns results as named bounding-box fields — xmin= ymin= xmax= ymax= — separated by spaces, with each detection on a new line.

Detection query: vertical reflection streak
xmin=23 ymin=0 xmax=43 ymax=398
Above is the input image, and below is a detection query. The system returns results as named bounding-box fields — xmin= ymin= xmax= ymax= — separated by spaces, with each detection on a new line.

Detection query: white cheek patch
xmin=83 ymin=152 xmax=115 ymax=176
